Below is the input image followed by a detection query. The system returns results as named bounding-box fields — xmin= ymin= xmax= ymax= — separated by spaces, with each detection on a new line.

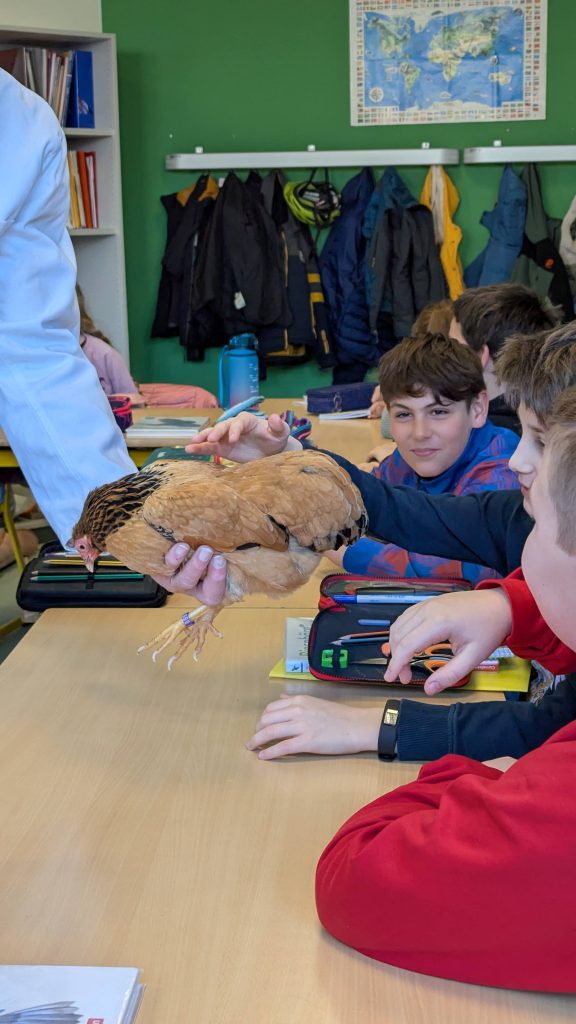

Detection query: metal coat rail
xmin=165 ymin=144 xmax=460 ymax=171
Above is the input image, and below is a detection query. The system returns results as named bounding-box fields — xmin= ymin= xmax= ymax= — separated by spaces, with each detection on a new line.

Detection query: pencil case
xmin=16 ymin=542 xmax=168 ymax=611
xmin=308 ymin=573 xmax=472 ymax=687
xmin=305 ymin=383 xmax=374 ymax=414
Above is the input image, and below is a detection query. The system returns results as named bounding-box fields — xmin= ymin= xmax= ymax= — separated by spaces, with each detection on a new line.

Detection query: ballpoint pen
xmin=215 ymin=395 xmax=266 ymax=423
xmin=334 ymin=593 xmax=437 ymax=605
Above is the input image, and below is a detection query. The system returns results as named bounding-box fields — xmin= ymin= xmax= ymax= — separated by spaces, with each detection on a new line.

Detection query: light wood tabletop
xmin=0 ymin=605 xmax=568 ymax=1022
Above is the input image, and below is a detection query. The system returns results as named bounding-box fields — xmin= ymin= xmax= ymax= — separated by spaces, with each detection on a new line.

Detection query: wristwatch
xmin=377 ymin=699 xmax=401 ymax=761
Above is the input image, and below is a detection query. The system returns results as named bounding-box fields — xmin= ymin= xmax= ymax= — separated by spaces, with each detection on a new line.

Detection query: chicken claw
xmin=137 ymin=605 xmax=223 ymax=670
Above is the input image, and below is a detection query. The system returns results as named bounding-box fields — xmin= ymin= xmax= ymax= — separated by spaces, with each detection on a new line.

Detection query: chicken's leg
xmin=137 ymin=604 xmax=223 ymax=670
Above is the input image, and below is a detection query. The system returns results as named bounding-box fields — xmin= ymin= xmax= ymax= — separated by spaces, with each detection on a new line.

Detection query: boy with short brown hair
xmin=315 ymin=387 xmax=576 ymax=993
xmin=332 ymin=331 xmax=519 ymax=582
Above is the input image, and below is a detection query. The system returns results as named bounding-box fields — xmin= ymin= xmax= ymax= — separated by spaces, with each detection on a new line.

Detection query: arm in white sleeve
xmin=0 ymin=72 xmax=135 ymax=545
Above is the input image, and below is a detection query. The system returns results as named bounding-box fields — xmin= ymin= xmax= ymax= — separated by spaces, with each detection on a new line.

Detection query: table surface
xmin=0 ymin=605 xmax=568 ymax=1023
xmin=2 ymin=400 xmax=564 ymax=1019
xmin=0 ymin=399 xmax=387 ymax=469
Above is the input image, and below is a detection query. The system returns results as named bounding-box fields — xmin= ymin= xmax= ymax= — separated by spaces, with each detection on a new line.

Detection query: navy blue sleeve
xmin=318 ymin=448 xmax=531 ymax=577
xmin=396 ymin=676 xmax=576 ymax=761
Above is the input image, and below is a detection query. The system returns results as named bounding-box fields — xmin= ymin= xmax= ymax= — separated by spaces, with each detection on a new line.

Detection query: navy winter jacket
xmin=319 ymin=169 xmax=376 ymax=380
xmin=364 ymin=167 xmax=447 ymax=342
xmin=465 ymin=165 xmax=527 ymax=287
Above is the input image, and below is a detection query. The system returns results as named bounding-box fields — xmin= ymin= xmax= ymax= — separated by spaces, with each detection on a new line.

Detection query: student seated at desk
xmin=368 ymin=297 xmax=454 ymax=428
xmin=327 ymin=331 xmax=519 ymax=584
xmin=189 ymin=323 xmax=576 ymax=764
xmin=315 ymin=386 xmax=576 ymax=994
xmin=77 ymin=285 xmax=217 ymax=408
xmin=246 ymin=324 xmax=576 ymax=763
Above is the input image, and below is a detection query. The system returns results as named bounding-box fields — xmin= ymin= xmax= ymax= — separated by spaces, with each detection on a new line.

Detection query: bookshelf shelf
xmin=0 ymin=25 xmax=129 ymax=363
xmin=69 ymin=227 xmax=117 ymax=237
xmin=64 ymin=127 xmax=115 ymax=139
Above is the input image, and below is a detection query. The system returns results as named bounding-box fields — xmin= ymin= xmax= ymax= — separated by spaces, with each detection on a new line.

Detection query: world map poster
xmin=350 ymin=0 xmax=547 ymax=125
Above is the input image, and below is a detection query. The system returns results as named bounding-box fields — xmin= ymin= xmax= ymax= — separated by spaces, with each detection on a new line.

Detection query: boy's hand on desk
xmin=186 ymin=412 xmax=295 ymax=462
xmin=384 ymin=590 xmax=513 ymax=696
xmin=150 ymin=543 xmax=227 ymax=601
xmin=247 ymin=694 xmax=382 ymax=759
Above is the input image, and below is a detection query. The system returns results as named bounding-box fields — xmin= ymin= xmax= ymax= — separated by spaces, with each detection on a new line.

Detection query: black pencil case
xmin=16 ymin=542 xmax=168 ymax=611
xmin=308 ymin=574 xmax=471 ymax=687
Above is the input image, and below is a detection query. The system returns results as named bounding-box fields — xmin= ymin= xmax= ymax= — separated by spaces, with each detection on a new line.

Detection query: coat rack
xmin=165 ymin=143 xmax=459 ymax=171
xmin=464 ymin=142 xmax=576 ymax=164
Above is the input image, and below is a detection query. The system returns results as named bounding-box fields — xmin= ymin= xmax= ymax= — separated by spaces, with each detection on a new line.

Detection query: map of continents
xmin=363 ymin=7 xmax=524 ymax=116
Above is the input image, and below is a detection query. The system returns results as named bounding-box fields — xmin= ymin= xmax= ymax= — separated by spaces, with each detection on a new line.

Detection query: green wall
xmin=102 ymin=0 xmax=576 ymax=398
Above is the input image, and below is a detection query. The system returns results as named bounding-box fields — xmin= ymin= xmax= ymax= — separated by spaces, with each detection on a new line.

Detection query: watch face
xmin=384 ymin=708 xmax=399 ymax=726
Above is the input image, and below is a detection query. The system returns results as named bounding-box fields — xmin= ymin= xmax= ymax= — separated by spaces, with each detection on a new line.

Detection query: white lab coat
xmin=0 ymin=69 xmax=135 ymax=544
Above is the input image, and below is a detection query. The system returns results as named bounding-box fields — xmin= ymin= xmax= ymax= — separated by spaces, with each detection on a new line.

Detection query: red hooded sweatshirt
xmin=316 ymin=569 xmax=576 ymax=991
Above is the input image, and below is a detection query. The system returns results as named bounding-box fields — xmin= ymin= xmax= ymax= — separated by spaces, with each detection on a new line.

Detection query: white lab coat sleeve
xmin=0 ymin=71 xmax=135 ymax=545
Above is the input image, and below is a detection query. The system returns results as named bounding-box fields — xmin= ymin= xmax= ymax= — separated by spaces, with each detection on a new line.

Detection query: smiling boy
xmin=189 ymin=323 xmax=576 ymax=765
xmin=315 ymin=387 xmax=576 ymax=993
xmin=329 ymin=332 xmax=519 ymax=583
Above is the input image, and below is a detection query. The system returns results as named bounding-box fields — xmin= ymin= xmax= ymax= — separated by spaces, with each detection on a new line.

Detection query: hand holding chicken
xmin=71 ymin=450 xmax=366 ymax=669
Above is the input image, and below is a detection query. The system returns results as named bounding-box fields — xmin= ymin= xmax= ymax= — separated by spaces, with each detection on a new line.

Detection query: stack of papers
xmin=0 ymin=965 xmax=143 ymax=1022
xmin=124 ymin=416 xmax=209 ymax=443
xmin=318 ymin=409 xmax=370 ymax=421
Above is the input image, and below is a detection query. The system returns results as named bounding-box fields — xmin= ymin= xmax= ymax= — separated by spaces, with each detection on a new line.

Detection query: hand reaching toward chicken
xmin=71 ymin=450 xmax=366 ymax=670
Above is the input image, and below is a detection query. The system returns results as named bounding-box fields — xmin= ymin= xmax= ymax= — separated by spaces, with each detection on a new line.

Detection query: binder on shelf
xmin=67 ymin=151 xmax=99 ymax=230
xmin=66 ymin=50 xmax=95 ymax=128
xmin=0 ymin=46 xmax=26 ymax=84
xmin=77 ymin=151 xmax=93 ymax=228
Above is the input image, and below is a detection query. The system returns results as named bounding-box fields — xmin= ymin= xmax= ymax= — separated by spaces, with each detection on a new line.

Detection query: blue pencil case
xmin=306 ymin=383 xmax=374 ymax=414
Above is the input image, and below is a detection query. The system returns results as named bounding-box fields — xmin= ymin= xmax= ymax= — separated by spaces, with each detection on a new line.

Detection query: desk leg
xmin=0 ymin=484 xmax=25 ymax=638
xmin=2 ymin=484 xmax=25 ymax=575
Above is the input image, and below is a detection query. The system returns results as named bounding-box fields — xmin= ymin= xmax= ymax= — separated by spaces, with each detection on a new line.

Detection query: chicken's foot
xmin=137 ymin=604 xmax=223 ymax=670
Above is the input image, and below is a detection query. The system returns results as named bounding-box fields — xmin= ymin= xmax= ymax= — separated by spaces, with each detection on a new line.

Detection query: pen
xmin=215 ymin=395 xmax=265 ymax=423
xmin=31 ymin=573 xmax=144 ymax=581
xmin=359 ymin=618 xmax=394 ymax=626
xmin=334 ymin=594 xmax=437 ymax=605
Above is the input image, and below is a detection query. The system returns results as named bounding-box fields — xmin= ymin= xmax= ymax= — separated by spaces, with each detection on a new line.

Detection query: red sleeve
xmin=477 ymin=568 xmax=576 ymax=673
xmin=316 ymin=721 xmax=576 ymax=992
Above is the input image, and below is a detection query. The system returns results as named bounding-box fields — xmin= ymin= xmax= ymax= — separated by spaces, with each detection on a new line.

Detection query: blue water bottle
xmin=218 ymin=333 xmax=260 ymax=409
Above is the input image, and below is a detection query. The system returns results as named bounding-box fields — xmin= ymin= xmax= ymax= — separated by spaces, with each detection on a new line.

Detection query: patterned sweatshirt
xmin=342 ymin=419 xmax=520 ymax=584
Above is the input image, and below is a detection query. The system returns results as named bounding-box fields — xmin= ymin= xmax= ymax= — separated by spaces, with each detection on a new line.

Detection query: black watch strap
xmin=377 ymin=699 xmax=401 ymax=761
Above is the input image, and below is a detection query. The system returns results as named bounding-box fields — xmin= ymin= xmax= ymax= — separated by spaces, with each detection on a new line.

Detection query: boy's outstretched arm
xmin=188 ymin=412 xmax=531 ymax=576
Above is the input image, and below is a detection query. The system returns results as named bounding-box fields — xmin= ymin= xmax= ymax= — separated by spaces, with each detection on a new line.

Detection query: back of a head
xmin=412 ymin=298 xmax=454 ymax=337
xmin=76 ymin=282 xmax=112 ymax=346
xmin=497 ymin=322 xmax=576 ymax=424
xmin=453 ymin=283 xmax=558 ymax=358
xmin=378 ymin=332 xmax=485 ymax=406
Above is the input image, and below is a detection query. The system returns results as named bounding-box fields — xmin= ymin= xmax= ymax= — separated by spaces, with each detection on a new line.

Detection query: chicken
xmin=71 ymin=451 xmax=367 ymax=669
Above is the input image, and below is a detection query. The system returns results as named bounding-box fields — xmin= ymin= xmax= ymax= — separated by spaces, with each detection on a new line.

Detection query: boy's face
xmin=387 ymin=389 xmax=487 ymax=478
xmin=522 ymin=451 xmax=576 ymax=651
xmin=508 ymin=402 xmax=546 ymax=516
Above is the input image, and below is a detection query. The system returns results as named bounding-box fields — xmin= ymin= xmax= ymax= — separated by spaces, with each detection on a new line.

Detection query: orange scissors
xmin=353 ymin=642 xmax=455 ymax=676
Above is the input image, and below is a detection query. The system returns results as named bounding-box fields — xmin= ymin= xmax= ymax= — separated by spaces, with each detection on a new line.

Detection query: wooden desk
xmin=0 ymin=605 xmax=567 ymax=1023
xmin=0 ymin=400 xmax=387 ymax=469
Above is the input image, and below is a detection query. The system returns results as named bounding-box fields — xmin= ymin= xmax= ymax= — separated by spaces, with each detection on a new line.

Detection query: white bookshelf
xmin=0 ymin=25 xmax=130 ymax=362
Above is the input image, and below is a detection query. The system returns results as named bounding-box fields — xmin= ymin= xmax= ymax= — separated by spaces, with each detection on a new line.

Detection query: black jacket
xmin=151 ymin=177 xmax=220 ymax=360
xmin=192 ymin=171 xmax=290 ymax=338
xmin=322 ymin=449 xmax=576 ymax=762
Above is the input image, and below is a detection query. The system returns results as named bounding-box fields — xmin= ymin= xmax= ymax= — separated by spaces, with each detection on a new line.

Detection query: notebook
xmin=124 ymin=416 xmax=209 ymax=443
xmin=0 ymin=965 xmax=143 ymax=1023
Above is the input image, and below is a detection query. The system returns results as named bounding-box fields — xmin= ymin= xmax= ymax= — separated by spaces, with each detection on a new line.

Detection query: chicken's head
xmin=70 ymin=534 xmax=101 ymax=572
